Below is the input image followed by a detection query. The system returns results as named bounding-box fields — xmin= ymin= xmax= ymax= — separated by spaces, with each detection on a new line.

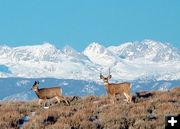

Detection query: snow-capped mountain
xmin=108 ymin=39 xmax=180 ymax=62
xmin=0 ymin=40 xmax=180 ymax=101
xmin=83 ymin=42 xmax=117 ymax=66
xmin=0 ymin=39 xmax=180 ymax=81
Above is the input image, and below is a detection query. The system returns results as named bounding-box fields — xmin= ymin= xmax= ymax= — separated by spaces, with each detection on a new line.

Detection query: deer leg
xmin=110 ymin=95 xmax=115 ymax=104
xmin=55 ymin=96 xmax=60 ymax=103
xmin=128 ymin=94 xmax=132 ymax=103
xmin=110 ymin=98 xmax=114 ymax=104
xmin=125 ymin=93 xmax=131 ymax=103
xmin=56 ymin=96 xmax=69 ymax=105
xmin=123 ymin=93 xmax=129 ymax=103
xmin=113 ymin=94 xmax=116 ymax=104
xmin=38 ymin=99 xmax=43 ymax=105
xmin=107 ymin=93 xmax=111 ymax=99
xmin=60 ymin=96 xmax=70 ymax=105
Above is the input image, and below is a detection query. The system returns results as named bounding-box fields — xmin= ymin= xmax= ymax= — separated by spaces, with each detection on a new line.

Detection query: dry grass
xmin=0 ymin=87 xmax=180 ymax=129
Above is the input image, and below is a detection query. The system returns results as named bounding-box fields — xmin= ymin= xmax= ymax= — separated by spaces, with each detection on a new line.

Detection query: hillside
xmin=0 ymin=87 xmax=179 ymax=129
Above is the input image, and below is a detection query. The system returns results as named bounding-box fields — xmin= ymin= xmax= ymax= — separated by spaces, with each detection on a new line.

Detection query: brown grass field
xmin=0 ymin=87 xmax=179 ymax=129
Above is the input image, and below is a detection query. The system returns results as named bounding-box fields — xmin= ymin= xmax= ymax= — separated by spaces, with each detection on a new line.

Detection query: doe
xmin=31 ymin=81 xmax=69 ymax=105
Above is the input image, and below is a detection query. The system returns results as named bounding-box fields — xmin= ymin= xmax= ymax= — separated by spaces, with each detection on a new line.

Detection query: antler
xmin=100 ymin=68 xmax=103 ymax=79
xmin=108 ymin=68 xmax=112 ymax=79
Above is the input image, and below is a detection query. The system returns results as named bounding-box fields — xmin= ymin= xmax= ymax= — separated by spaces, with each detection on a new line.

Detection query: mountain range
xmin=0 ymin=39 xmax=180 ymax=81
xmin=0 ymin=39 xmax=180 ymax=100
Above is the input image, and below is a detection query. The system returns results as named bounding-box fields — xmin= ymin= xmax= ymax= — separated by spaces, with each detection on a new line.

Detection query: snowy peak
xmin=63 ymin=45 xmax=89 ymax=61
xmin=108 ymin=39 xmax=180 ymax=62
xmin=84 ymin=42 xmax=114 ymax=56
xmin=84 ymin=42 xmax=106 ymax=54
xmin=13 ymin=42 xmax=59 ymax=56
xmin=0 ymin=43 xmax=63 ymax=62
xmin=63 ymin=45 xmax=76 ymax=54
xmin=13 ymin=42 xmax=57 ymax=52
xmin=84 ymin=43 xmax=116 ymax=66
xmin=0 ymin=45 xmax=12 ymax=57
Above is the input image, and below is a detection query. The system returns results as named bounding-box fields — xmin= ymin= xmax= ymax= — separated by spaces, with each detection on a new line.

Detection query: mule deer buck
xmin=100 ymin=69 xmax=132 ymax=103
xmin=31 ymin=81 xmax=69 ymax=105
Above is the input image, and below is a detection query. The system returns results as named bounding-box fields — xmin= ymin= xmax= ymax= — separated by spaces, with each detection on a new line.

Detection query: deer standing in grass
xmin=100 ymin=69 xmax=132 ymax=103
xmin=31 ymin=81 xmax=69 ymax=105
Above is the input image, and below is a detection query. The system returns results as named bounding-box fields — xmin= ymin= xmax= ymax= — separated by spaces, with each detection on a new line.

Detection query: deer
xmin=100 ymin=69 xmax=132 ymax=104
xmin=31 ymin=81 xmax=69 ymax=106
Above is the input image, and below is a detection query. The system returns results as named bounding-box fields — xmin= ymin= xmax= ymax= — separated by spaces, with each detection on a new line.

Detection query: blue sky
xmin=0 ymin=0 xmax=179 ymax=51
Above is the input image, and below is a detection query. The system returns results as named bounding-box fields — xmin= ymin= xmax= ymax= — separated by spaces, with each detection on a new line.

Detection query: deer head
xmin=31 ymin=81 xmax=39 ymax=92
xmin=100 ymin=68 xmax=112 ymax=84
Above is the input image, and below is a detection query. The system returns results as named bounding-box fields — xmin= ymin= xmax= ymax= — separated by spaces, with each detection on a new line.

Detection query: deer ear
xmin=108 ymin=75 xmax=112 ymax=79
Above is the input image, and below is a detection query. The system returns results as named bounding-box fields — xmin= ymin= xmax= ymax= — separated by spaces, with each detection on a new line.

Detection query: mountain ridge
xmin=0 ymin=39 xmax=180 ymax=81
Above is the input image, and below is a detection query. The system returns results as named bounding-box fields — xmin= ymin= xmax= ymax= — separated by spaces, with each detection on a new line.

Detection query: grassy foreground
xmin=0 ymin=87 xmax=179 ymax=129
